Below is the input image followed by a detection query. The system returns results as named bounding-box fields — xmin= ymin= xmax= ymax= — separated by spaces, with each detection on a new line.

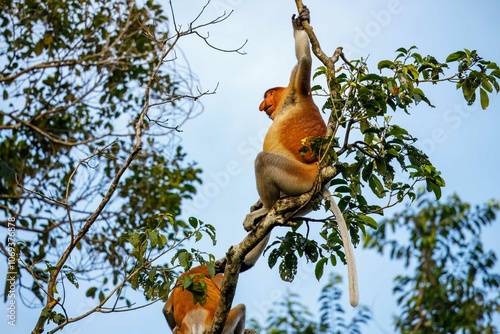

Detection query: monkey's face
xmin=259 ymin=87 xmax=285 ymax=119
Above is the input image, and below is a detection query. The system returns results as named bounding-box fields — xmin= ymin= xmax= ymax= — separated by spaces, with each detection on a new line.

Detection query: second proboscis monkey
xmin=163 ymin=265 xmax=246 ymax=333
xmin=243 ymin=5 xmax=359 ymax=307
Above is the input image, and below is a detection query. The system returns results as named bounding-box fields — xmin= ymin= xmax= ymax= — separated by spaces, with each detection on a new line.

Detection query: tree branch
xmin=30 ymin=13 xmax=176 ymax=333
xmin=207 ymin=3 xmax=352 ymax=332
xmin=208 ymin=166 xmax=336 ymax=334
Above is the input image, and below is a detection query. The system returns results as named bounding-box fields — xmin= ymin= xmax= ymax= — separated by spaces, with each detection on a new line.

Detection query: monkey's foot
xmin=250 ymin=199 xmax=263 ymax=212
xmin=243 ymin=207 xmax=268 ymax=232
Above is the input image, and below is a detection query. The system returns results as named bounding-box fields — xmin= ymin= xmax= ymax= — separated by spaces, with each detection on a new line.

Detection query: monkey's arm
xmin=163 ymin=295 xmax=177 ymax=331
xmin=291 ymin=7 xmax=313 ymax=96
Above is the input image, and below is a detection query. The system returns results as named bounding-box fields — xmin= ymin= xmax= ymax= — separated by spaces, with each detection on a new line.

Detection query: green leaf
xmin=148 ymin=267 xmax=157 ymax=281
xmin=313 ymin=66 xmax=327 ymax=80
xmin=330 ymin=178 xmax=348 ymax=186
xmin=378 ymin=60 xmax=394 ymax=71
xmin=34 ymin=40 xmax=44 ymax=56
xmin=461 ymin=79 xmax=473 ymax=101
xmin=64 ymin=270 xmax=79 ymax=288
xmin=304 ymin=242 xmax=319 ymax=262
xmin=396 ymin=47 xmax=408 ymax=54
xmin=364 ymin=132 xmax=374 ymax=144
xmin=43 ymin=33 xmax=53 ymax=46
xmin=329 ymin=254 xmax=337 ymax=267
xmin=268 ymin=250 xmax=279 ymax=269
xmin=362 ymin=161 xmax=374 ymax=181
xmin=177 ymin=250 xmax=191 ymax=268
xmin=181 ymin=275 xmax=193 ymax=289
xmin=360 ymin=119 xmax=370 ymax=133
xmin=206 ymin=263 xmax=215 ymax=277
xmin=386 ymin=148 xmax=400 ymax=157
xmin=279 ymin=253 xmax=298 ymax=282
xmin=369 ymin=175 xmax=385 ymax=198
xmin=388 ymin=125 xmax=408 ymax=137
xmin=480 ymin=88 xmax=489 ymax=110
xmin=335 ymin=185 xmax=351 ymax=193
xmin=311 ymin=84 xmax=322 ymax=92
xmin=360 ymin=74 xmax=382 ymax=82
xmin=446 ymin=51 xmax=466 ymax=62
xmin=375 ymin=157 xmax=387 ymax=176
xmin=358 ymin=214 xmax=378 ymax=229
xmin=188 ymin=217 xmax=198 ymax=228
xmin=491 ymin=69 xmax=500 ymax=79
xmin=426 ymin=180 xmax=442 ymax=200
xmin=147 ymin=230 xmax=159 ymax=246
xmin=481 ymin=78 xmax=493 ymax=93
xmin=315 ymin=258 xmax=328 ymax=280
xmin=127 ymin=232 xmax=141 ymax=247
xmin=86 ymin=287 xmax=97 ymax=298
xmin=406 ymin=64 xmax=419 ymax=80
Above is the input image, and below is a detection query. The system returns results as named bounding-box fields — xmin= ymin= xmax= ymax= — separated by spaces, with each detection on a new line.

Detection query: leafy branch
xmin=0 ymin=0 xmax=247 ymax=332
xmin=206 ymin=0 xmax=499 ymax=332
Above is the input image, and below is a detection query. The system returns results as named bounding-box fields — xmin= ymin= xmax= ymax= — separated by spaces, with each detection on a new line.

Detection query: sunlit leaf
xmin=480 ymin=88 xmax=489 ymax=110
xmin=378 ymin=60 xmax=394 ymax=71
xmin=446 ymin=51 xmax=466 ymax=62
xmin=358 ymin=214 xmax=378 ymax=229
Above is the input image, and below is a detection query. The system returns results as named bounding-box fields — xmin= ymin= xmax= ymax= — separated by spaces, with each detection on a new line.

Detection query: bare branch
xmin=167 ymin=0 xmax=247 ymax=55
xmin=1 ymin=111 xmax=112 ymax=147
xmin=31 ymin=13 xmax=175 ymax=334
xmin=193 ymin=30 xmax=248 ymax=55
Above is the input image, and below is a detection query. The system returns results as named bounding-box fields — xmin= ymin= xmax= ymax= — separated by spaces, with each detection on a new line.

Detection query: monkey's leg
xmin=243 ymin=152 xmax=317 ymax=231
xmin=240 ymin=233 xmax=271 ymax=272
xmin=254 ymin=151 xmax=318 ymax=206
xmin=222 ymin=304 xmax=246 ymax=334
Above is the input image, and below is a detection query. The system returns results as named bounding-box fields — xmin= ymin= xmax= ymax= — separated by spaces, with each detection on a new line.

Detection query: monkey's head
xmin=259 ymin=87 xmax=285 ymax=119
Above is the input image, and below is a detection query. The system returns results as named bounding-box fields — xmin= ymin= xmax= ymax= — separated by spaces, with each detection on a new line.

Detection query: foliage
xmin=365 ymin=193 xmax=500 ymax=333
xmin=0 ymin=0 xmax=234 ymax=332
xmin=270 ymin=44 xmax=499 ymax=283
xmin=1 ymin=0 xmax=499 ymax=332
xmin=249 ymin=273 xmax=371 ymax=334
xmin=317 ymin=273 xmax=371 ymax=334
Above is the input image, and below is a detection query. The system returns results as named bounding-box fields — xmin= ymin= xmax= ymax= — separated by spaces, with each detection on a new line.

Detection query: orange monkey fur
xmin=243 ymin=6 xmax=326 ymax=234
xmin=248 ymin=6 xmax=359 ymax=307
xmin=163 ymin=265 xmax=245 ymax=334
xmin=260 ymin=86 xmax=326 ymax=164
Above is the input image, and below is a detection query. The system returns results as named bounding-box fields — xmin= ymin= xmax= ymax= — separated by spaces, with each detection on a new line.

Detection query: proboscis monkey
xmin=163 ymin=265 xmax=245 ymax=334
xmin=242 ymin=6 xmax=359 ymax=307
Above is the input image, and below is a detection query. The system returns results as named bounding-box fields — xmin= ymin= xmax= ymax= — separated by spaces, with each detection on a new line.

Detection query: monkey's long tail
xmin=322 ymin=189 xmax=359 ymax=307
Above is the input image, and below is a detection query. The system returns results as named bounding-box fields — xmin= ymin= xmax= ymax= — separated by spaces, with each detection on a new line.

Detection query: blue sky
xmin=3 ymin=0 xmax=500 ymax=333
